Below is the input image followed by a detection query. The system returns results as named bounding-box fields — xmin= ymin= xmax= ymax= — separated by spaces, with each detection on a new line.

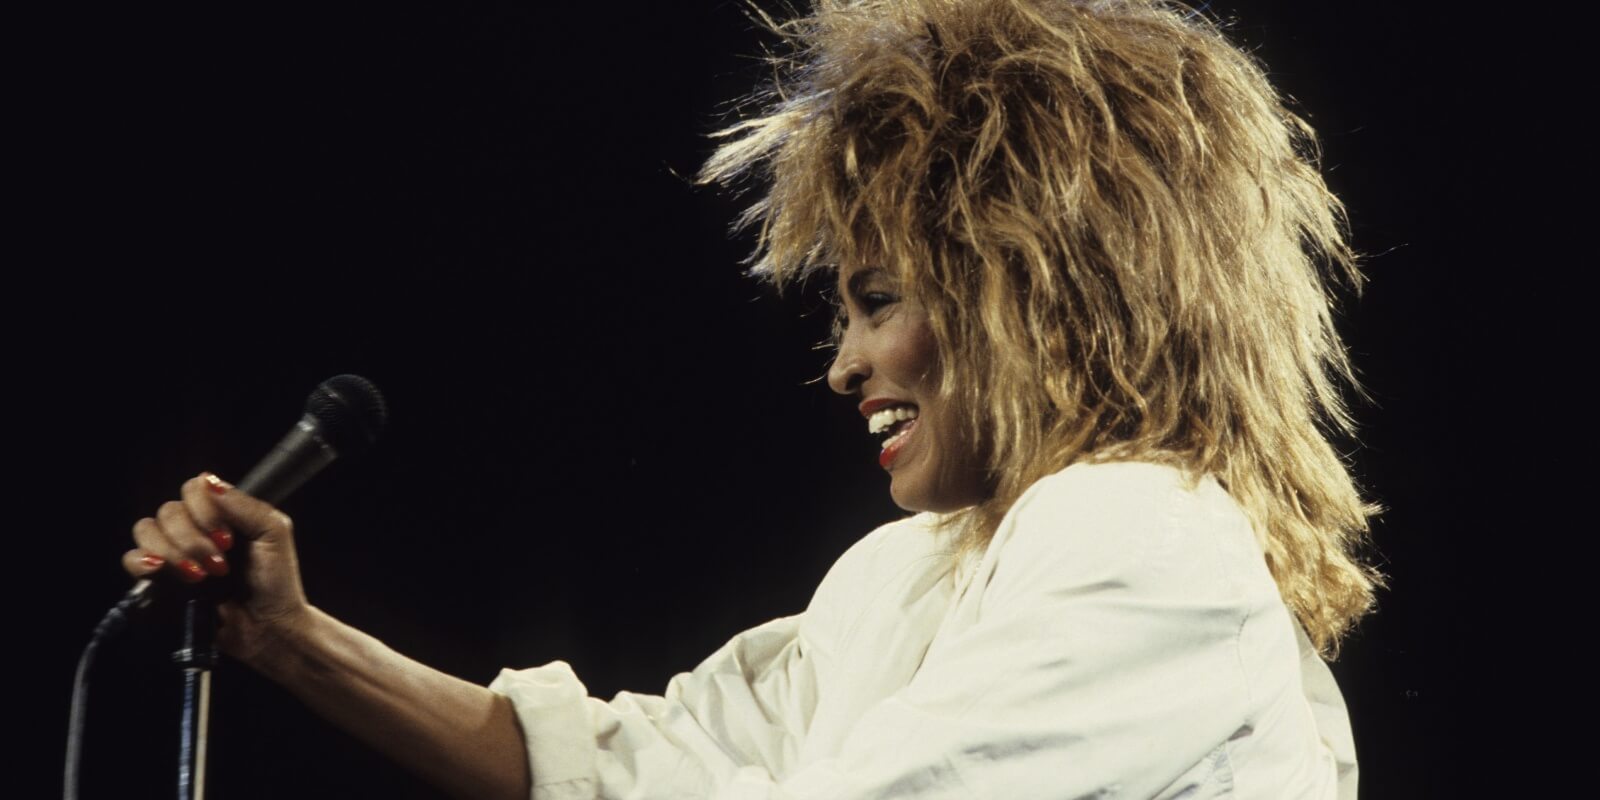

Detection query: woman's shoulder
xmin=1000 ymin=461 xmax=1355 ymax=797
xmin=984 ymin=459 xmax=1268 ymax=609
xmin=1008 ymin=459 xmax=1251 ymax=543
xmin=1014 ymin=459 xmax=1214 ymax=511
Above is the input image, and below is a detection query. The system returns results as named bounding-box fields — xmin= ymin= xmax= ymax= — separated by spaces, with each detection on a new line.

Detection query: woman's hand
xmin=122 ymin=472 xmax=311 ymax=668
xmin=123 ymin=475 xmax=532 ymax=798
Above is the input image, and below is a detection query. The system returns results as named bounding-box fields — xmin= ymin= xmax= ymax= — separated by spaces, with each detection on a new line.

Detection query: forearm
xmin=249 ymin=606 xmax=531 ymax=800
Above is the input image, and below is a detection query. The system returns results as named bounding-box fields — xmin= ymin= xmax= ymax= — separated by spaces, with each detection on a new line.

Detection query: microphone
xmin=233 ymin=373 xmax=389 ymax=505
xmin=122 ymin=374 xmax=389 ymax=608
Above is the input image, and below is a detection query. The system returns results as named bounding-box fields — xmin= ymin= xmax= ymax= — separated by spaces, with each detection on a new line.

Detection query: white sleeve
xmin=489 ymin=614 xmax=819 ymax=800
xmin=493 ymin=468 xmax=1260 ymax=799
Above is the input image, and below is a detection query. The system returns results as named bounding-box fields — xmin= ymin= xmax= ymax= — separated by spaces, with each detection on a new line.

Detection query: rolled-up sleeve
xmin=490 ymin=615 xmax=818 ymax=800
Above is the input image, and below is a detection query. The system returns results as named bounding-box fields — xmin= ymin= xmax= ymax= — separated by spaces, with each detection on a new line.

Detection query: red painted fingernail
xmin=141 ymin=553 xmax=166 ymax=569
xmin=203 ymin=554 xmax=230 ymax=577
xmin=208 ymin=529 xmax=234 ymax=552
xmin=202 ymin=473 xmax=232 ymax=495
xmin=177 ymin=559 xmax=206 ymax=583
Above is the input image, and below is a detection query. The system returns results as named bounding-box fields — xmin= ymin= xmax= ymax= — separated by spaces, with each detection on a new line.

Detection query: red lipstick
xmin=859 ymin=397 xmax=911 ymax=417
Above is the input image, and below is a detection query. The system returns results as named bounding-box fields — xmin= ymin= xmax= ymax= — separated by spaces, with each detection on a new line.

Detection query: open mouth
xmin=868 ymin=404 xmax=919 ymax=466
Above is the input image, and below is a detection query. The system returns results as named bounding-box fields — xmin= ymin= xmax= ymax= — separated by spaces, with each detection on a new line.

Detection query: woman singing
xmin=123 ymin=1 xmax=1382 ymax=797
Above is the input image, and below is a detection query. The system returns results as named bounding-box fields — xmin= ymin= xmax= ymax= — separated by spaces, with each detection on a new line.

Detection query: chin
xmin=888 ymin=485 xmax=923 ymax=512
xmin=889 ymin=474 xmax=970 ymax=514
xmin=887 ymin=473 xmax=927 ymax=512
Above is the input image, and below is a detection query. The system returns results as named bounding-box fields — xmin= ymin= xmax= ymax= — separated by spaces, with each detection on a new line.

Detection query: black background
xmin=16 ymin=1 xmax=1562 ymax=797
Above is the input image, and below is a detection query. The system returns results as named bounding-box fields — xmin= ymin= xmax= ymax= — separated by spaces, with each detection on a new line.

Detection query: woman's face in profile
xmin=828 ymin=263 xmax=989 ymax=513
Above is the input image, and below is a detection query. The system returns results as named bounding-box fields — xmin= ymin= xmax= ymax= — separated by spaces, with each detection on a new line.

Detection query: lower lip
xmin=879 ymin=418 xmax=919 ymax=469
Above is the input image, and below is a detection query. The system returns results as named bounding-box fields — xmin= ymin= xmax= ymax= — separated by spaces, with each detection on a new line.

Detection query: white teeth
xmin=867 ymin=405 xmax=919 ymax=434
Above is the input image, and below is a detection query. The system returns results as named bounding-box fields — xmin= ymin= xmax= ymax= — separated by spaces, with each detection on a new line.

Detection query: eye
xmin=828 ymin=288 xmax=898 ymax=347
xmin=859 ymin=292 xmax=896 ymax=314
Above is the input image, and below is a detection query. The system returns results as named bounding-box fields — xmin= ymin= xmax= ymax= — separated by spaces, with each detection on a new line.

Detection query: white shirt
xmin=489 ymin=461 xmax=1359 ymax=799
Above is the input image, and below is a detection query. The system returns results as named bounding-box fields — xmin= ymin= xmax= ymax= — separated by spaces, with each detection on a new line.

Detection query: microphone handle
xmin=237 ymin=415 xmax=339 ymax=506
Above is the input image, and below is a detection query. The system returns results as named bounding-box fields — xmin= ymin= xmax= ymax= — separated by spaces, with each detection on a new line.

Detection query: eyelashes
xmin=859 ymin=292 xmax=895 ymax=314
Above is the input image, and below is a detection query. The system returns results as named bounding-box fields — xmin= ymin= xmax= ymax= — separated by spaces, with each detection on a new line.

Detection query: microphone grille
xmin=304 ymin=374 xmax=389 ymax=456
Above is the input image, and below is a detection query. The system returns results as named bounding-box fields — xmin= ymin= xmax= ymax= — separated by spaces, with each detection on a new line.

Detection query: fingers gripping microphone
xmin=121 ymin=374 xmax=389 ymax=610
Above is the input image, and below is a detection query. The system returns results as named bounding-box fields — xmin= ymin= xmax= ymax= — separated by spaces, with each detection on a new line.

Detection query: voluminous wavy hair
xmin=699 ymin=0 xmax=1383 ymax=655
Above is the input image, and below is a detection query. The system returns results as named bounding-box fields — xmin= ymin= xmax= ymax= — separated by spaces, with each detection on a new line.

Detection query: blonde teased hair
xmin=699 ymin=0 xmax=1383 ymax=655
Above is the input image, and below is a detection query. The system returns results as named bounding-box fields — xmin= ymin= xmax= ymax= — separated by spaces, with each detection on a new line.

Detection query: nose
xmin=827 ymin=325 xmax=869 ymax=396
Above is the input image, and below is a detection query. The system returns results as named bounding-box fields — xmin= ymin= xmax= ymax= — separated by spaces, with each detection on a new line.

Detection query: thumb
xmin=202 ymin=472 xmax=294 ymax=544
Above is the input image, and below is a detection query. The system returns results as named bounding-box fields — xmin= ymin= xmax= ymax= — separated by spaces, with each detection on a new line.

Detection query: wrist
xmin=240 ymin=604 xmax=328 ymax=683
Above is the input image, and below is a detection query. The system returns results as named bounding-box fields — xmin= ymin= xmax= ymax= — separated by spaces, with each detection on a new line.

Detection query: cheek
xmin=887 ymin=317 xmax=941 ymax=387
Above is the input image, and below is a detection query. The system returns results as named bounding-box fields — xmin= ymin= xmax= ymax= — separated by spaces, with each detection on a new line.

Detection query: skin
xmin=827 ymin=263 xmax=991 ymax=512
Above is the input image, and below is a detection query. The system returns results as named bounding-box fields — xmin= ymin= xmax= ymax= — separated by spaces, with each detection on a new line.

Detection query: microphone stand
xmin=165 ymin=417 xmax=335 ymax=800
xmin=173 ymin=596 xmax=217 ymax=800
